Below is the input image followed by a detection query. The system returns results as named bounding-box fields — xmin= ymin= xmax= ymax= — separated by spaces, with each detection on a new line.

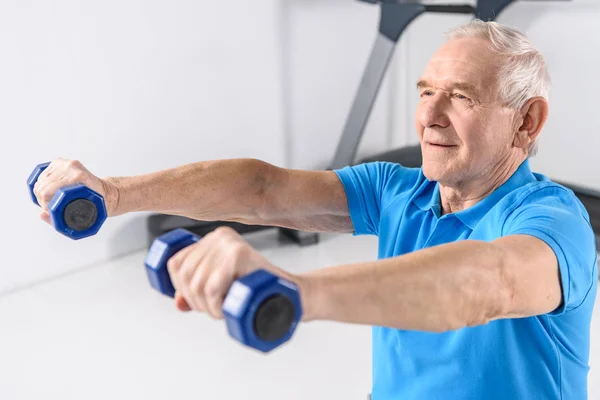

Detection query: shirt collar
xmin=413 ymin=159 xmax=537 ymax=229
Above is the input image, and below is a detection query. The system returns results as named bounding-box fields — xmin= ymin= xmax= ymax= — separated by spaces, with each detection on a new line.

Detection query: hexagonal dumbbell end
xmin=27 ymin=162 xmax=107 ymax=240
xmin=48 ymin=184 xmax=107 ymax=240
xmin=223 ymin=269 xmax=302 ymax=353
xmin=27 ymin=162 xmax=51 ymax=207
xmin=144 ymin=228 xmax=201 ymax=297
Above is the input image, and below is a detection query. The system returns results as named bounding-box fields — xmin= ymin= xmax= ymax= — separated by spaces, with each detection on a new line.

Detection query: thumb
xmin=40 ymin=210 xmax=52 ymax=225
xmin=175 ymin=292 xmax=192 ymax=312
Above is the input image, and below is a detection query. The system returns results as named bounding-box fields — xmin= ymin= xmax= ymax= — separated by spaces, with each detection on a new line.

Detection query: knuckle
xmin=205 ymin=301 xmax=222 ymax=319
xmin=67 ymin=159 xmax=82 ymax=169
xmin=190 ymin=276 xmax=205 ymax=294
xmin=203 ymin=230 xmax=217 ymax=241
xmin=204 ymin=280 xmax=220 ymax=299
xmin=40 ymin=188 xmax=54 ymax=203
xmin=208 ymin=311 xmax=222 ymax=320
xmin=166 ymin=257 xmax=180 ymax=273
xmin=39 ymin=165 xmax=51 ymax=179
xmin=72 ymin=170 xmax=86 ymax=181
xmin=231 ymin=242 xmax=248 ymax=258
xmin=215 ymin=226 xmax=234 ymax=236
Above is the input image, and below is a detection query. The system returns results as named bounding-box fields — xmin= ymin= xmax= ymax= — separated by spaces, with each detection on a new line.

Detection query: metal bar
xmin=330 ymin=34 xmax=397 ymax=170
xmin=424 ymin=5 xmax=475 ymax=14
xmin=330 ymin=4 xmax=425 ymax=169
xmin=476 ymin=0 xmax=514 ymax=20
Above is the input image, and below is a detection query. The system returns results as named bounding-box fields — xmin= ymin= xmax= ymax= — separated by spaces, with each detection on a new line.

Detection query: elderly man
xmin=34 ymin=20 xmax=597 ymax=399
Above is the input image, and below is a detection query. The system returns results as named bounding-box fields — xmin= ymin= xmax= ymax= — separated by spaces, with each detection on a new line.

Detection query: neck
xmin=439 ymin=155 xmax=526 ymax=215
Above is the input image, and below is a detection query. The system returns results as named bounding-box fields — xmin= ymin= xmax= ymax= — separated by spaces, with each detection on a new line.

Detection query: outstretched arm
xmin=108 ymin=159 xmax=354 ymax=233
xmin=299 ymin=235 xmax=561 ymax=331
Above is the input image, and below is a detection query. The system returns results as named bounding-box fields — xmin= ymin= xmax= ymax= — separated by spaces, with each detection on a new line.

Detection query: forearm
xmin=105 ymin=158 xmax=271 ymax=221
xmin=299 ymin=240 xmax=512 ymax=332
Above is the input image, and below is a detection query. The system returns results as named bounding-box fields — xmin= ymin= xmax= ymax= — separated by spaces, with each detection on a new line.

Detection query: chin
xmin=421 ymin=162 xmax=441 ymax=182
xmin=422 ymin=160 xmax=457 ymax=184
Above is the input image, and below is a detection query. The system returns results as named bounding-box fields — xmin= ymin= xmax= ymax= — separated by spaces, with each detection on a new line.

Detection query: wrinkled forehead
xmin=420 ymin=38 xmax=501 ymax=95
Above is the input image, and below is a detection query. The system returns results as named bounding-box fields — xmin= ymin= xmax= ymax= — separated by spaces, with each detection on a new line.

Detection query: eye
xmin=420 ymin=90 xmax=434 ymax=97
xmin=452 ymin=93 xmax=470 ymax=101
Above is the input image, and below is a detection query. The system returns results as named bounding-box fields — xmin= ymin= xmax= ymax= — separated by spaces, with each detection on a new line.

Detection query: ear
xmin=513 ymin=97 xmax=549 ymax=151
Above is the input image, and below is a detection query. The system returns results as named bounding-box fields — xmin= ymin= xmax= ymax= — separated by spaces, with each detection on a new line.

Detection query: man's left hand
xmin=166 ymin=226 xmax=296 ymax=319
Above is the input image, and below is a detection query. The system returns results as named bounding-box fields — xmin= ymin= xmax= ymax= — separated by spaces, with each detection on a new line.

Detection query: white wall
xmin=0 ymin=1 xmax=287 ymax=294
xmin=3 ymin=0 xmax=598 ymax=294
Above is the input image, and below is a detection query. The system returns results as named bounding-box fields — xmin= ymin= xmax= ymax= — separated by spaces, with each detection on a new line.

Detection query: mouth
xmin=427 ymin=142 xmax=457 ymax=148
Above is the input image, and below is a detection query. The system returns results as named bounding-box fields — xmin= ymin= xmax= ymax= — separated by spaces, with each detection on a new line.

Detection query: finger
xmin=180 ymin=246 xmax=213 ymax=313
xmin=167 ymin=252 xmax=186 ymax=302
xmin=171 ymin=244 xmax=208 ymax=312
xmin=196 ymin=228 xmax=240 ymax=318
xmin=188 ymin=266 xmax=211 ymax=314
xmin=172 ymin=242 xmax=197 ymax=259
xmin=39 ymin=210 xmax=51 ymax=225
xmin=39 ymin=163 xmax=54 ymax=180
xmin=174 ymin=292 xmax=192 ymax=312
xmin=37 ymin=159 xmax=64 ymax=187
xmin=34 ymin=175 xmax=66 ymax=209
xmin=173 ymin=231 xmax=232 ymax=314
xmin=203 ymin=270 xmax=233 ymax=320
xmin=190 ymin=236 xmax=230 ymax=314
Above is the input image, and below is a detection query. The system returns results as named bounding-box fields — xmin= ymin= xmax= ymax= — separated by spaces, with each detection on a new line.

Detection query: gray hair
xmin=446 ymin=20 xmax=550 ymax=157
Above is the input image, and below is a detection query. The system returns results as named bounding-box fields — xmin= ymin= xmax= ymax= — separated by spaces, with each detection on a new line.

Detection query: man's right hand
xmin=32 ymin=158 xmax=119 ymax=225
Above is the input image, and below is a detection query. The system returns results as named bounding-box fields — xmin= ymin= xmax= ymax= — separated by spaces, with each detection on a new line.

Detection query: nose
xmin=419 ymin=93 xmax=451 ymax=129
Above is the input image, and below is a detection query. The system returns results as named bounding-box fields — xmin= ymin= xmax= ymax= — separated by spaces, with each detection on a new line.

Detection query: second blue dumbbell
xmin=27 ymin=162 xmax=107 ymax=240
xmin=144 ymin=228 xmax=303 ymax=353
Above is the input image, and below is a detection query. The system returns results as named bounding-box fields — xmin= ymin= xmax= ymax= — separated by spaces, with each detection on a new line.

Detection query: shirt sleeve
xmin=502 ymin=185 xmax=599 ymax=315
xmin=334 ymin=162 xmax=420 ymax=236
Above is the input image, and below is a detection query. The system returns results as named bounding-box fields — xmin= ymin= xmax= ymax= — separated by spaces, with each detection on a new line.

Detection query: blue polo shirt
xmin=334 ymin=159 xmax=598 ymax=400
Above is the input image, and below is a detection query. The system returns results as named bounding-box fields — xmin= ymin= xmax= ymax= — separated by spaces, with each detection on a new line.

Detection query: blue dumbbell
xmin=144 ymin=228 xmax=303 ymax=353
xmin=27 ymin=162 xmax=107 ymax=240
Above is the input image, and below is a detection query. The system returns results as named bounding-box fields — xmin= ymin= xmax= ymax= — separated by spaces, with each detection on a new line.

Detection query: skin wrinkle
xmin=415 ymin=38 xmax=537 ymax=215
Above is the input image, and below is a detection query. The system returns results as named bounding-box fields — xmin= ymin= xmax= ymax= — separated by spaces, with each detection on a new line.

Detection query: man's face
xmin=416 ymin=37 xmax=518 ymax=186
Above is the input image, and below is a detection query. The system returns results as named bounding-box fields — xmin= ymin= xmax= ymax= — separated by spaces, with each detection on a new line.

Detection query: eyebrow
xmin=416 ymin=79 xmax=480 ymax=95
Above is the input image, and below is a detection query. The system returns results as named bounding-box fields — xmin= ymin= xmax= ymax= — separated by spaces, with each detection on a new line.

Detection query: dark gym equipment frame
xmin=147 ymin=0 xmax=592 ymax=250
